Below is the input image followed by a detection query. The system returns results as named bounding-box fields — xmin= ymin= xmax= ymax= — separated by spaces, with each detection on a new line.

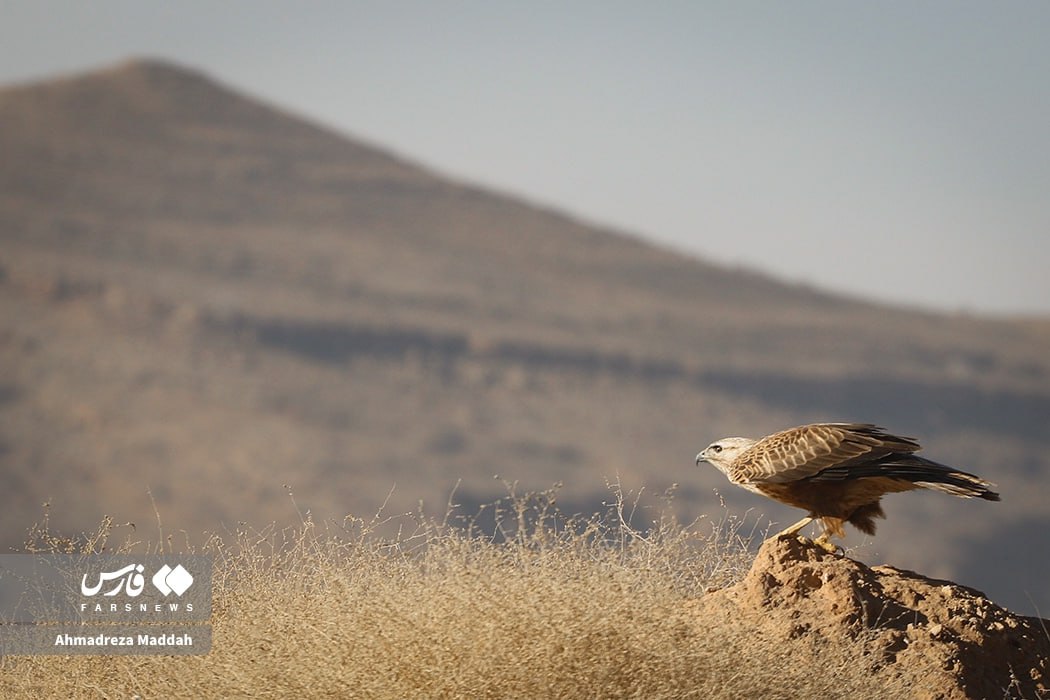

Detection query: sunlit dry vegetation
xmin=3 ymin=485 xmax=932 ymax=698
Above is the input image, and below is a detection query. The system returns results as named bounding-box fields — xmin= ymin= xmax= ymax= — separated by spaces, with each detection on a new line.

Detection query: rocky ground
xmin=690 ymin=537 xmax=1049 ymax=699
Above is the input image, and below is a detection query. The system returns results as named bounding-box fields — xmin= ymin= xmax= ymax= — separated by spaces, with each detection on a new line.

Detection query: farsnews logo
xmin=0 ymin=553 xmax=211 ymax=642
xmin=152 ymin=564 xmax=194 ymax=597
xmin=81 ymin=563 xmax=194 ymax=598
xmin=80 ymin=564 xmax=146 ymax=597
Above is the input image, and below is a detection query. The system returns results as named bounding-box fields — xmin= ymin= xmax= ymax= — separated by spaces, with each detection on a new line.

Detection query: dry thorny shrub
xmin=2 ymin=483 xmax=929 ymax=698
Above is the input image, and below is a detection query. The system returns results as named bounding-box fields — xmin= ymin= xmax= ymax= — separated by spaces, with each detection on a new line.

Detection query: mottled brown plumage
xmin=696 ymin=423 xmax=999 ymax=549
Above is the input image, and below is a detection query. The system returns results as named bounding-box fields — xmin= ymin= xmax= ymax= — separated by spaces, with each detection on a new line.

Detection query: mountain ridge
xmin=0 ymin=59 xmax=906 ymax=315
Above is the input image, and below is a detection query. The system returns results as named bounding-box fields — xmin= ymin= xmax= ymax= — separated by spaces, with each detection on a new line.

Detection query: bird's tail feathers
xmin=811 ymin=454 xmax=1001 ymax=501
xmin=915 ymin=474 xmax=1001 ymax=501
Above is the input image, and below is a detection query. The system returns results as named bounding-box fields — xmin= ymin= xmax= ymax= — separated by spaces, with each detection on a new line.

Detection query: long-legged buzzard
xmin=695 ymin=422 xmax=999 ymax=551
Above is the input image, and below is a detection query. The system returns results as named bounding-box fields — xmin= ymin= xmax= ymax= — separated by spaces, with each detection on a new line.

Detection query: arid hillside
xmin=1 ymin=59 xmax=1048 ymax=613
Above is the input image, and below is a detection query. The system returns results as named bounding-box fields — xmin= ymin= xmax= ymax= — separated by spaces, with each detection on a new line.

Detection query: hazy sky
xmin=3 ymin=2 xmax=1048 ymax=315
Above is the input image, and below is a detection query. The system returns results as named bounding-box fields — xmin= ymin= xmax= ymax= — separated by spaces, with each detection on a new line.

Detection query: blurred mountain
xmin=2 ymin=59 xmax=1048 ymax=613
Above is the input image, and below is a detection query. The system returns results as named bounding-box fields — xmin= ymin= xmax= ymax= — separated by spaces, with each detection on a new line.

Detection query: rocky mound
xmin=691 ymin=537 xmax=1049 ymax=699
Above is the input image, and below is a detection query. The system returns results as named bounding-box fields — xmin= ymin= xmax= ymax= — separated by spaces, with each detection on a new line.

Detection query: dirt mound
xmin=691 ymin=537 xmax=1049 ymax=699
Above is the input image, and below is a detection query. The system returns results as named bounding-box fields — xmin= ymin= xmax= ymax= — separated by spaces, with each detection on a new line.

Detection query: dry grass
xmin=2 ymin=485 xmax=922 ymax=699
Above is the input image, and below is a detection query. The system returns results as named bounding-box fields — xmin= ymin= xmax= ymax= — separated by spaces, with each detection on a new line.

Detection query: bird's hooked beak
xmin=695 ymin=450 xmax=707 ymax=466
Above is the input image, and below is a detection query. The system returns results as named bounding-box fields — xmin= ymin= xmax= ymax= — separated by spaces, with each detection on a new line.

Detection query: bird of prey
xmin=695 ymin=423 xmax=999 ymax=552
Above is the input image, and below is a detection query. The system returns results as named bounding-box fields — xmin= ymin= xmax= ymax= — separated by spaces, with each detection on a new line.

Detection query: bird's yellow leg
xmin=775 ymin=516 xmax=813 ymax=538
xmin=812 ymin=531 xmax=842 ymax=555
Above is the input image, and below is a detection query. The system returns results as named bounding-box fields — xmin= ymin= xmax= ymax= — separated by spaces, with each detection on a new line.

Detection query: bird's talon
xmin=812 ymin=535 xmax=841 ymax=555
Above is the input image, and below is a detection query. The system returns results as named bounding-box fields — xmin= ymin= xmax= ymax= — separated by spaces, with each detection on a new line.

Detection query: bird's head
xmin=695 ymin=437 xmax=756 ymax=474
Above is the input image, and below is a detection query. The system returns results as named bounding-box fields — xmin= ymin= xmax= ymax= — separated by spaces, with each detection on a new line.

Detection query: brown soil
xmin=690 ymin=537 xmax=1050 ymax=699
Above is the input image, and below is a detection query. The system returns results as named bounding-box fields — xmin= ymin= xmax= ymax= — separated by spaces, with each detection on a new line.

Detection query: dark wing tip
xmin=837 ymin=423 xmax=921 ymax=451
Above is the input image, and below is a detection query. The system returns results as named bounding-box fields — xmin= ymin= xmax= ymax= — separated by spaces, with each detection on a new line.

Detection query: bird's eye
xmin=711 ymin=445 xmax=722 ymax=453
